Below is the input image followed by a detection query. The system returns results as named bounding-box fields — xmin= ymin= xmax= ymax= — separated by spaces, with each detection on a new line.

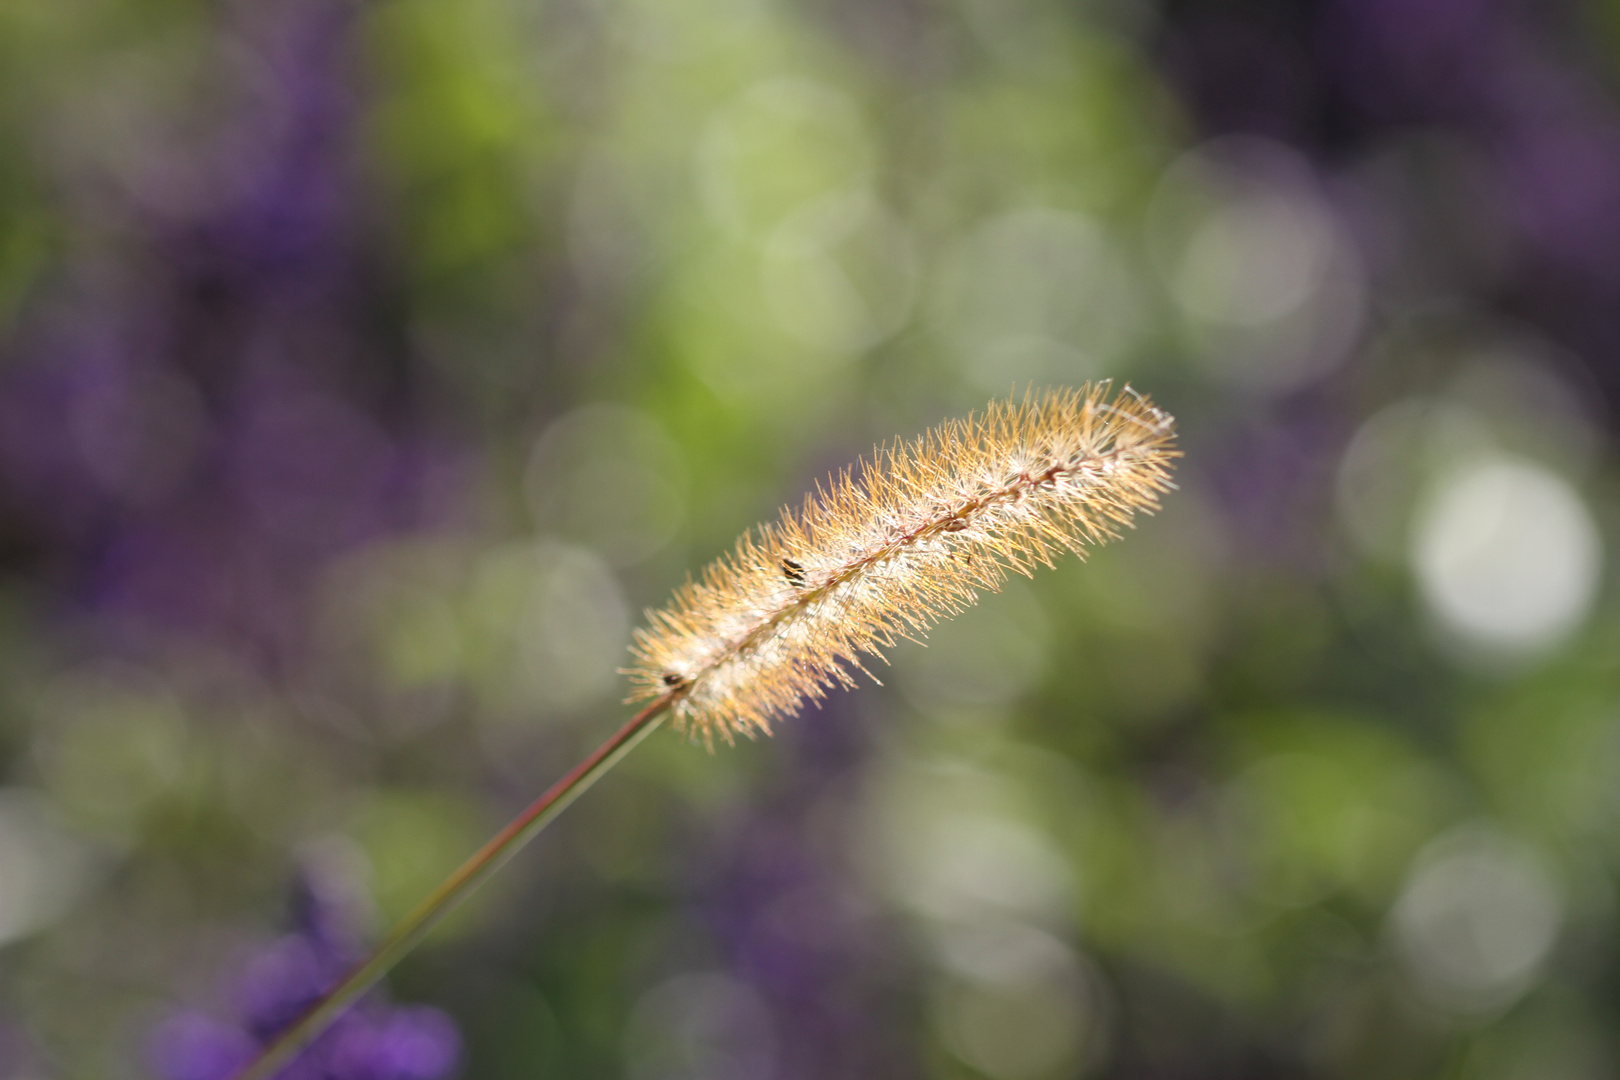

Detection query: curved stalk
xmin=232 ymin=694 xmax=675 ymax=1080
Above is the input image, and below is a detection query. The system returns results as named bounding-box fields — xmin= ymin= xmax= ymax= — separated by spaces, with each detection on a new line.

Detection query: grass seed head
xmin=626 ymin=383 xmax=1179 ymax=745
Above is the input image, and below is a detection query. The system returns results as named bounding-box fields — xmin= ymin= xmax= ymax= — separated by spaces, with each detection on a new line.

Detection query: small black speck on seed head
xmin=662 ymin=672 xmax=686 ymax=687
xmin=781 ymin=559 xmax=806 ymax=586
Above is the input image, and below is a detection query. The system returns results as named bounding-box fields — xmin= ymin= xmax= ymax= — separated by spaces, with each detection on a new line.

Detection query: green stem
xmin=232 ymin=694 xmax=676 ymax=1080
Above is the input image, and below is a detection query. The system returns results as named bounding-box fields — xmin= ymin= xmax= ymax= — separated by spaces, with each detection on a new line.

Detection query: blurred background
xmin=2 ymin=0 xmax=1620 ymax=1076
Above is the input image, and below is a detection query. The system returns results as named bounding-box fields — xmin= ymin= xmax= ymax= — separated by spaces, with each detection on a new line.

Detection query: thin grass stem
xmin=231 ymin=693 xmax=676 ymax=1080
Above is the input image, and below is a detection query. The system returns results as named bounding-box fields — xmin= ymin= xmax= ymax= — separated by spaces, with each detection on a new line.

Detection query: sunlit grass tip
xmin=626 ymin=382 xmax=1179 ymax=746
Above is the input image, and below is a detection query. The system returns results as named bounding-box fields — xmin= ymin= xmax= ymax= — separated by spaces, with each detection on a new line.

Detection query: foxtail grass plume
xmin=232 ymin=382 xmax=1178 ymax=1080
xmin=628 ymin=383 xmax=1178 ymax=744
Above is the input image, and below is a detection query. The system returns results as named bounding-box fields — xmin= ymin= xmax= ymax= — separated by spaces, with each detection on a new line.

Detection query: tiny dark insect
xmin=662 ymin=672 xmax=686 ymax=687
xmin=781 ymin=559 xmax=806 ymax=586
xmin=942 ymin=519 xmax=969 ymax=532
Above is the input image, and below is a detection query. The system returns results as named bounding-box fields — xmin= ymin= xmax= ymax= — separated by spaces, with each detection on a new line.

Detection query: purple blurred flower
xmin=150 ymin=1015 xmax=258 ymax=1080
xmin=149 ymin=877 xmax=460 ymax=1080
xmin=0 ymin=0 xmax=473 ymax=671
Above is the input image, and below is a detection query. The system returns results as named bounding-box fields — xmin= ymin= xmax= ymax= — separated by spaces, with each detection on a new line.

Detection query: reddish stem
xmin=231 ymin=693 xmax=676 ymax=1080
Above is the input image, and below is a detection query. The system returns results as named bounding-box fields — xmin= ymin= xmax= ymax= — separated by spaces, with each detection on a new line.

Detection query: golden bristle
xmin=626 ymin=383 xmax=1179 ymax=745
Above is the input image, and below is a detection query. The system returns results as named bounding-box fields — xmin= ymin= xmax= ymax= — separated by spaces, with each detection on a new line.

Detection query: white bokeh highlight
xmin=1411 ymin=456 xmax=1601 ymax=653
xmin=933 ymin=921 xmax=1098 ymax=1080
xmin=1147 ymin=136 xmax=1364 ymax=392
xmin=1392 ymin=827 xmax=1562 ymax=1013
xmin=0 ymin=789 xmax=97 ymax=945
